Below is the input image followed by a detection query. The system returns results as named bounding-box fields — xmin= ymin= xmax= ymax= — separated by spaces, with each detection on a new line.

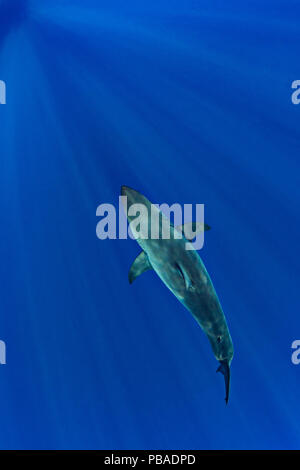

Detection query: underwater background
xmin=0 ymin=0 xmax=299 ymax=450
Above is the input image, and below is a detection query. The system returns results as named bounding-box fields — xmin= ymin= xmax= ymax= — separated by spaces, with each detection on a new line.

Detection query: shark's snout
xmin=121 ymin=186 xmax=136 ymax=208
xmin=121 ymin=186 xmax=147 ymax=208
xmin=121 ymin=185 xmax=130 ymax=197
xmin=121 ymin=185 xmax=137 ymax=201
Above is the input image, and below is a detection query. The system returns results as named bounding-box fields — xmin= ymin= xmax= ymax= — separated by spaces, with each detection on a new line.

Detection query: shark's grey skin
xmin=122 ymin=186 xmax=233 ymax=403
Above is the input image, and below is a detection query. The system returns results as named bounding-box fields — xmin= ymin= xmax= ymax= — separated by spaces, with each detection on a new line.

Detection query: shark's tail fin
xmin=217 ymin=360 xmax=230 ymax=405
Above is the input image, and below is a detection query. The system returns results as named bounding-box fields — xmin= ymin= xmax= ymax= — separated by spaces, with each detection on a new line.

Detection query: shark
xmin=121 ymin=186 xmax=233 ymax=403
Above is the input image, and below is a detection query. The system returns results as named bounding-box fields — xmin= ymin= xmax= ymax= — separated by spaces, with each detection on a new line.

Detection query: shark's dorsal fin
xmin=129 ymin=251 xmax=152 ymax=284
xmin=175 ymin=222 xmax=211 ymax=241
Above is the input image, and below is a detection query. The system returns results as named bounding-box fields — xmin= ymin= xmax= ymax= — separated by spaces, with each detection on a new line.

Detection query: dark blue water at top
xmin=0 ymin=0 xmax=299 ymax=449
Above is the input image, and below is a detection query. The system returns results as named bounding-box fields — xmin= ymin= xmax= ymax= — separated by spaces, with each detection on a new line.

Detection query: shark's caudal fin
xmin=217 ymin=360 xmax=230 ymax=404
xmin=175 ymin=222 xmax=211 ymax=241
xmin=129 ymin=251 xmax=152 ymax=284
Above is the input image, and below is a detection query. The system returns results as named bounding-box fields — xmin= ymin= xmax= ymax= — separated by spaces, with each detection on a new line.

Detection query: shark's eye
xmin=217 ymin=336 xmax=222 ymax=344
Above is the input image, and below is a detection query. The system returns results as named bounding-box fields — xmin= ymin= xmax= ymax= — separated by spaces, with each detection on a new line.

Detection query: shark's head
xmin=121 ymin=186 xmax=148 ymax=207
xmin=121 ymin=186 xmax=153 ymax=223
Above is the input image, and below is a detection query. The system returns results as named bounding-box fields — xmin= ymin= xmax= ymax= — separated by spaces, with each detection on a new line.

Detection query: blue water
xmin=0 ymin=0 xmax=299 ymax=450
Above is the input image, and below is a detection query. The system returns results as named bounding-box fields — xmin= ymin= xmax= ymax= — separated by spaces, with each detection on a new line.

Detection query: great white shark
xmin=121 ymin=186 xmax=233 ymax=403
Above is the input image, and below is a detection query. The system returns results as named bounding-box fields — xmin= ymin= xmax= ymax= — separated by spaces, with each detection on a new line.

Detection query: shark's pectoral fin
xmin=129 ymin=251 xmax=152 ymax=284
xmin=175 ymin=222 xmax=211 ymax=241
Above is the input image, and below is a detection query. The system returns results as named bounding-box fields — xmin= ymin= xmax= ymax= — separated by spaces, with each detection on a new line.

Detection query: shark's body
xmin=122 ymin=186 xmax=233 ymax=403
